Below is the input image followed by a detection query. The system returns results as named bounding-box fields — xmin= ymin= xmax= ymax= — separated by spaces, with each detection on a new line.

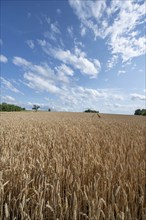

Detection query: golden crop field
xmin=0 ymin=112 xmax=146 ymax=220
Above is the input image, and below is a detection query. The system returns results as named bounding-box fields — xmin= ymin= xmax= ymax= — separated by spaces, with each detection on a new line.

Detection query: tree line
xmin=0 ymin=103 xmax=25 ymax=111
xmin=84 ymin=109 xmax=99 ymax=113
xmin=134 ymin=109 xmax=146 ymax=116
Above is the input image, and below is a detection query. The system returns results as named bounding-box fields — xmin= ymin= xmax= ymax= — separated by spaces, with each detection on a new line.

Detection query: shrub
xmin=84 ymin=109 xmax=99 ymax=113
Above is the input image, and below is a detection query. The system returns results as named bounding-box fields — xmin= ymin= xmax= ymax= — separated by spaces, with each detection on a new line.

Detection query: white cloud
xmin=105 ymin=102 xmax=144 ymax=114
xmin=55 ymin=64 xmax=74 ymax=83
xmin=24 ymin=72 xmax=60 ymax=93
xmin=113 ymin=103 xmax=138 ymax=111
xmin=26 ymin=40 xmax=35 ymax=49
xmin=0 ymin=54 xmax=8 ymax=63
xmin=13 ymin=56 xmax=31 ymax=67
xmin=131 ymin=93 xmax=146 ymax=101
xmin=37 ymin=39 xmax=47 ymax=47
xmin=112 ymin=94 xmax=124 ymax=101
xmin=44 ymin=15 xmax=51 ymax=24
xmin=106 ymin=55 xmax=118 ymax=70
xmin=113 ymin=103 xmax=123 ymax=108
xmin=13 ymin=56 xmax=73 ymax=81
xmin=34 ymin=64 xmax=55 ymax=77
xmin=67 ymin=26 xmax=74 ymax=38
xmin=43 ymin=46 xmax=101 ymax=78
xmin=118 ymin=70 xmax=126 ymax=76
xmin=51 ymin=22 xmax=61 ymax=34
xmin=74 ymin=46 xmax=86 ymax=57
xmin=44 ymin=21 xmax=61 ymax=42
xmin=107 ymin=2 xmax=145 ymax=62
xmin=12 ymin=56 xmax=128 ymax=112
xmin=69 ymin=0 xmax=146 ymax=62
xmin=13 ymin=56 xmax=54 ymax=77
xmin=56 ymin=86 xmax=125 ymax=112
xmin=110 ymin=36 xmax=145 ymax=62
xmin=74 ymin=39 xmax=84 ymax=48
xmin=2 ymin=95 xmax=15 ymax=102
xmin=80 ymin=24 xmax=87 ymax=37
xmin=58 ymin=86 xmax=107 ymax=110
xmin=21 ymin=86 xmax=143 ymax=112
xmin=12 ymin=56 xmax=73 ymax=92
xmin=62 ymin=65 xmax=74 ymax=76
xmin=131 ymin=63 xmax=137 ymax=70
xmin=69 ymin=0 xmax=107 ymax=39
xmin=1 ymin=77 xmax=21 ymax=93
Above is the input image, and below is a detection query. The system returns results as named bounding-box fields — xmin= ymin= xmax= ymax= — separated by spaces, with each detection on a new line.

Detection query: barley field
xmin=0 ymin=112 xmax=146 ymax=220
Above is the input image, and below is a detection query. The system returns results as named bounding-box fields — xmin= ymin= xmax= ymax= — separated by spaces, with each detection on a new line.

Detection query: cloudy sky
xmin=0 ymin=0 xmax=145 ymax=113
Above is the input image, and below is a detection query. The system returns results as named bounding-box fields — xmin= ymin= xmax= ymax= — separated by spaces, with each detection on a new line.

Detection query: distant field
xmin=0 ymin=112 xmax=146 ymax=219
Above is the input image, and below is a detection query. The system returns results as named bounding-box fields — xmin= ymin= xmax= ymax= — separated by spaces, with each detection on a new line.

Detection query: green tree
xmin=134 ymin=109 xmax=146 ymax=116
xmin=141 ymin=109 xmax=146 ymax=116
xmin=134 ymin=109 xmax=142 ymax=115
xmin=84 ymin=109 xmax=99 ymax=113
xmin=32 ymin=105 xmax=40 ymax=112
xmin=0 ymin=103 xmax=25 ymax=111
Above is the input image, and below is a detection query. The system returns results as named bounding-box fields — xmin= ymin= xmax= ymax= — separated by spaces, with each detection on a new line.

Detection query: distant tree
xmin=134 ymin=109 xmax=146 ymax=116
xmin=32 ymin=105 xmax=40 ymax=112
xmin=84 ymin=109 xmax=99 ymax=113
xmin=142 ymin=111 xmax=146 ymax=116
xmin=141 ymin=109 xmax=146 ymax=116
xmin=134 ymin=109 xmax=142 ymax=115
xmin=48 ymin=108 xmax=51 ymax=112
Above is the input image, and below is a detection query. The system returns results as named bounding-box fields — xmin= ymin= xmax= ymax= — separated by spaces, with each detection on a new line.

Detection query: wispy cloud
xmin=12 ymin=56 xmax=127 ymax=112
xmin=51 ymin=22 xmax=61 ymax=34
xmin=69 ymin=0 xmax=145 ymax=62
xmin=59 ymin=86 xmax=106 ymax=108
xmin=67 ymin=26 xmax=74 ymax=38
xmin=12 ymin=56 xmax=74 ymax=92
xmin=1 ymin=77 xmax=22 ymax=93
xmin=13 ymin=56 xmax=55 ymax=78
xmin=37 ymin=39 xmax=47 ymax=47
xmin=55 ymin=64 xmax=74 ymax=83
xmin=24 ymin=72 xmax=60 ymax=93
xmin=106 ymin=55 xmax=118 ymax=70
xmin=13 ymin=56 xmax=31 ymax=67
xmin=80 ymin=24 xmax=87 ymax=37
xmin=26 ymin=40 xmax=35 ymax=49
xmin=112 ymin=94 xmax=124 ymax=101
xmin=118 ymin=70 xmax=126 ymax=76
xmin=44 ymin=21 xmax=61 ymax=42
xmin=131 ymin=93 xmax=146 ymax=101
xmin=53 ymin=87 xmax=125 ymax=112
xmin=0 ymin=54 xmax=8 ymax=63
xmin=2 ymin=95 xmax=15 ymax=102
xmin=42 ymin=45 xmax=101 ymax=78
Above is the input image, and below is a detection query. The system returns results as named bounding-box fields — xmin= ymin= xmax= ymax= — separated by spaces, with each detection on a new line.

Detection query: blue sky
xmin=0 ymin=0 xmax=145 ymax=113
